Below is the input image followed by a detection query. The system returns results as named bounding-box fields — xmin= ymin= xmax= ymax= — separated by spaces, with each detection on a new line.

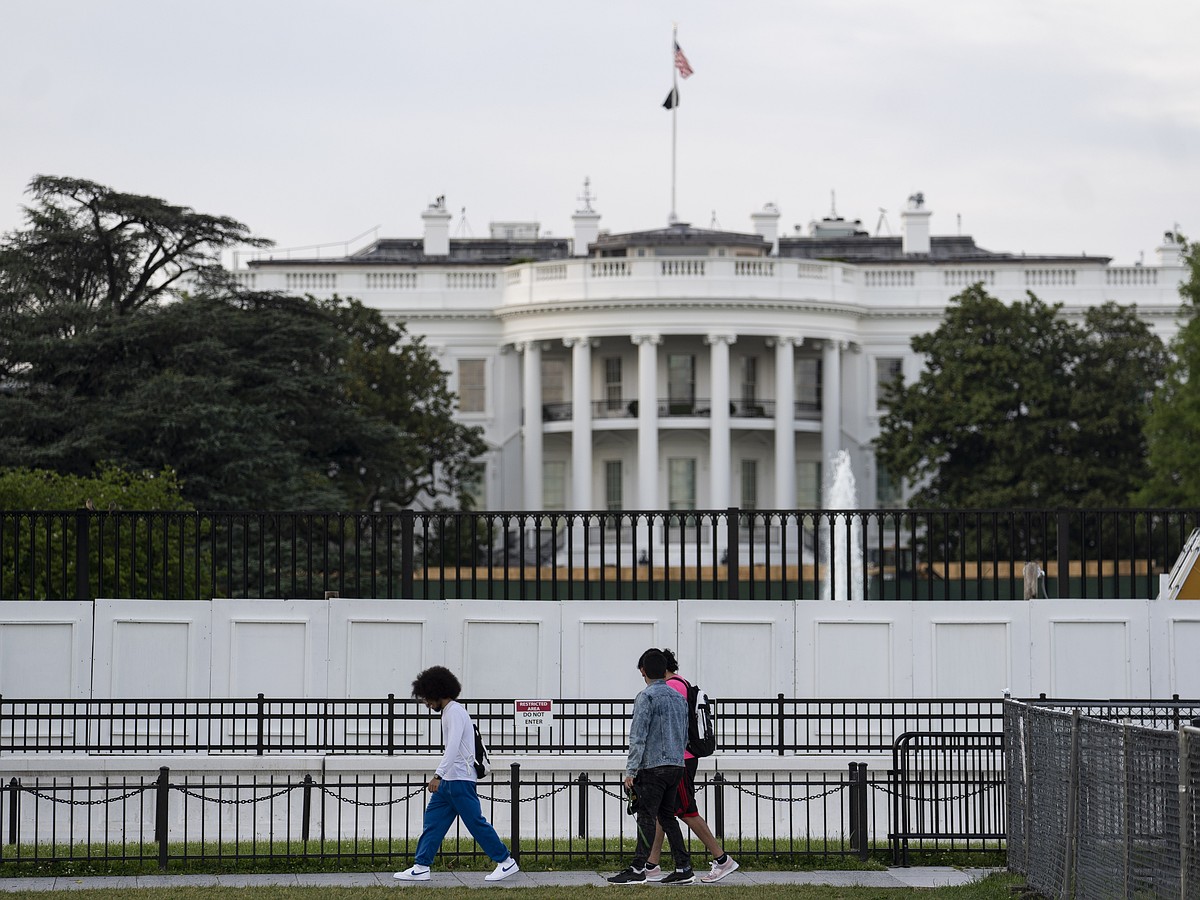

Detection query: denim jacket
xmin=625 ymin=678 xmax=687 ymax=777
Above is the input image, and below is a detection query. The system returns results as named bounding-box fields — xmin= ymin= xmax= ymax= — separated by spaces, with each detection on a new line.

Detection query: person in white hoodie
xmin=394 ymin=666 xmax=519 ymax=883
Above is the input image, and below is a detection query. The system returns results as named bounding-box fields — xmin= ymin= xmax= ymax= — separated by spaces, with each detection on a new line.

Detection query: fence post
xmin=301 ymin=774 xmax=313 ymax=843
xmin=154 ymin=766 xmax=170 ymax=872
xmin=6 ymin=778 xmax=18 ymax=847
xmin=1122 ymin=724 xmax=1132 ymax=899
xmin=848 ymin=763 xmax=869 ymax=862
xmin=75 ymin=508 xmax=91 ymax=601
xmin=509 ymin=763 xmax=521 ymax=864
xmin=577 ymin=773 xmax=588 ymax=839
xmin=256 ymin=693 xmax=266 ymax=756
xmin=1181 ymin=728 xmax=1190 ymax=900
xmin=1062 ymin=710 xmax=1081 ymax=900
xmin=387 ymin=693 xmax=396 ymax=756
xmin=712 ymin=772 xmax=725 ymax=842
xmin=726 ymin=507 xmax=740 ymax=600
xmin=1056 ymin=511 xmax=1070 ymax=598
xmin=776 ymin=693 xmax=786 ymax=756
xmin=400 ymin=510 xmax=415 ymax=599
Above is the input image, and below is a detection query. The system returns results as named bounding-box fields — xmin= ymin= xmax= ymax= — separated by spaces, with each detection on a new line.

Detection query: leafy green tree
xmin=875 ymin=285 xmax=1166 ymax=509
xmin=0 ymin=176 xmax=485 ymax=511
xmin=1137 ymin=237 xmax=1200 ymax=506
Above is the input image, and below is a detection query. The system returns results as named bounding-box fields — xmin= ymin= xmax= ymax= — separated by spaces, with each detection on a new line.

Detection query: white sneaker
xmin=484 ymin=857 xmax=520 ymax=881
xmin=393 ymin=865 xmax=431 ymax=881
xmin=701 ymin=855 xmax=739 ymax=883
xmin=644 ymin=863 xmax=666 ymax=882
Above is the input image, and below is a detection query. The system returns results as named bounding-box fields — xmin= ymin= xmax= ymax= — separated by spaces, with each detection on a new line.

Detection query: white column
xmin=521 ymin=341 xmax=543 ymax=510
xmin=567 ymin=337 xmax=594 ymax=509
xmin=706 ymin=334 xmax=734 ymax=509
xmin=821 ymin=339 xmax=843 ymax=474
xmin=774 ymin=336 xmax=798 ymax=508
xmin=633 ymin=334 xmax=661 ymax=509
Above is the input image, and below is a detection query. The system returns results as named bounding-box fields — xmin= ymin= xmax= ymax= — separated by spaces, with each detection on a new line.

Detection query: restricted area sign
xmin=514 ymin=699 xmax=553 ymax=729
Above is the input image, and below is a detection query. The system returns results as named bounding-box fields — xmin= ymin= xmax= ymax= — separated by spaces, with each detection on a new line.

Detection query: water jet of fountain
xmin=820 ymin=450 xmax=864 ymax=601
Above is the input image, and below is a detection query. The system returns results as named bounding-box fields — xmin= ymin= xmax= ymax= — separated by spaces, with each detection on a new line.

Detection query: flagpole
xmin=670 ymin=24 xmax=678 ymax=225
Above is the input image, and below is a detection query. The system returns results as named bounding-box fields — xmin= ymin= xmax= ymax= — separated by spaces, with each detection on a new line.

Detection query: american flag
xmin=674 ymin=41 xmax=694 ymax=79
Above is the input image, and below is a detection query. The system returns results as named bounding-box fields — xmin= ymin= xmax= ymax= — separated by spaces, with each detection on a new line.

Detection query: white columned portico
xmin=773 ymin=336 xmax=798 ymax=508
xmin=520 ymin=341 xmax=543 ymax=510
xmin=566 ymin=337 xmax=594 ymax=509
xmin=821 ymin=339 xmax=843 ymax=473
xmin=706 ymin=333 xmax=735 ymax=509
xmin=632 ymin=334 xmax=661 ymax=509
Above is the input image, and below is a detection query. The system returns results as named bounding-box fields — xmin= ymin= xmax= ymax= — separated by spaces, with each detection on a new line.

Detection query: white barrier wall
xmin=0 ymin=596 xmax=1198 ymax=700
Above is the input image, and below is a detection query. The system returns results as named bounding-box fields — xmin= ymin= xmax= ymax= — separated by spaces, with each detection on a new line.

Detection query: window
xmin=740 ymin=459 xmax=758 ymax=511
xmin=605 ymin=357 xmax=623 ymax=411
xmin=457 ymin=358 xmax=486 ymax=413
xmin=543 ymin=460 xmax=566 ymax=510
xmin=796 ymin=461 xmax=822 ymax=509
xmin=462 ymin=462 xmax=486 ymax=510
xmin=795 ymin=358 xmax=822 ymax=413
xmin=741 ymin=356 xmax=758 ymax=403
xmin=876 ymin=461 xmax=903 ymax=508
xmin=668 ymin=458 xmax=697 ymax=510
xmin=876 ymin=357 xmax=903 ymax=410
xmin=605 ymin=460 xmax=623 ymax=511
xmin=542 ymin=358 xmax=565 ymax=405
xmin=667 ymin=354 xmax=695 ymax=414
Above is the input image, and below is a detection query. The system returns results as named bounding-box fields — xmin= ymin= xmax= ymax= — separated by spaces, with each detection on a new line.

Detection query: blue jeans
xmin=414 ymin=779 xmax=510 ymax=866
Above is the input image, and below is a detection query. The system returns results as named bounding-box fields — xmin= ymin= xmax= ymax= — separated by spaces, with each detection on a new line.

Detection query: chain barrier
xmin=868 ymin=780 xmax=1001 ymax=803
xmin=19 ymin=784 xmax=152 ymax=806
xmin=479 ymin=781 xmax=574 ymax=804
xmin=175 ymin=783 xmax=300 ymax=805
xmin=315 ymin=783 xmax=425 ymax=807
xmin=727 ymin=781 xmax=847 ymax=803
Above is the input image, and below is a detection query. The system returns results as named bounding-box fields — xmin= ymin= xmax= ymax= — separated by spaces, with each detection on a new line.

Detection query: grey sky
xmin=2 ymin=0 xmax=1197 ymax=265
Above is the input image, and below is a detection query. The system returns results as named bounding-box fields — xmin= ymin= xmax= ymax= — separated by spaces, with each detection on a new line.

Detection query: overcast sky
xmin=2 ymin=1 xmax=1197 ymax=265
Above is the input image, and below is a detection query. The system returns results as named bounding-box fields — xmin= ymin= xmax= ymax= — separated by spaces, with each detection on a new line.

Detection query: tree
xmin=875 ymin=285 xmax=1166 ymax=509
xmin=0 ymin=176 xmax=485 ymax=511
xmin=1136 ymin=236 xmax=1200 ymax=506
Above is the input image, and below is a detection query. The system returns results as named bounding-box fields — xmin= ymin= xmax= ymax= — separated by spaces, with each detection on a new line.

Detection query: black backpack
xmin=668 ymin=676 xmax=717 ymax=758
xmin=472 ymin=722 xmax=492 ymax=779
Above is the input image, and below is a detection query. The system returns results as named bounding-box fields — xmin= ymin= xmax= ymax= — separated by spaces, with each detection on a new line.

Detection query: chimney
xmin=1157 ymin=229 xmax=1185 ymax=268
xmin=422 ymin=195 xmax=452 ymax=257
xmin=572 ymin=177 xmax=601 ymax=256
xmin=900 ymin=192 xmax=931 ymax=255
xmin=750 ymin=203 xmax=781 ymax=255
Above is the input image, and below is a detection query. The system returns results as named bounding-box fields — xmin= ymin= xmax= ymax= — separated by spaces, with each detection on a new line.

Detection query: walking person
xmin=607 ymin=648 xmax=695 ymax=885
xmin=643 ymin=648 xmax=739 ymax=884
xmin=394 ymin=666 xmax=519 ymax=883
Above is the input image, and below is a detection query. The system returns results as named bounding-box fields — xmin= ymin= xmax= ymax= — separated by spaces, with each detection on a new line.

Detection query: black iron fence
xmin=3 ymin=506 xmax=1199 ymax=602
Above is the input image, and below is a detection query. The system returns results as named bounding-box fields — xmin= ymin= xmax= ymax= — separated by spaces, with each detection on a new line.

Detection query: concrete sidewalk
xmin=0 ymin=866 xmax=997 ymax=891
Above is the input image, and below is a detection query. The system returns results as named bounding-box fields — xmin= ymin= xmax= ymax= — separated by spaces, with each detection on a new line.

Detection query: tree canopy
xmin=0 ymin=176 xmax=484 ymax=510
xmin=875 ymin=284 xmax=1167 ymax=509
xmin=1136 ymin=237 xmax=1200 ymax=506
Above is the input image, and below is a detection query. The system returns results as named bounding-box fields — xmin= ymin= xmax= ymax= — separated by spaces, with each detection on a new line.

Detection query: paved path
xmin=0 ymin=867 xmax=997 ymax=891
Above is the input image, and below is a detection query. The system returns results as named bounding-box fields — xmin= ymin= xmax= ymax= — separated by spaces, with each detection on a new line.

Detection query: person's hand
xmin=428 ymin=775 xmax=441 ymax=793
xmin=623 ymin=775 xmax=634 ymax=790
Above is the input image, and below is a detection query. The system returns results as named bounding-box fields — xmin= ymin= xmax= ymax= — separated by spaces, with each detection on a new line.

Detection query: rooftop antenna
xmin=957 ymin=213 xmax=962 ymax=236
xmin=875 ymin=208 xmax=891 ymax=236
xmin=454 ymin=207 xmax=474 ymax=237
xmin=709 ymin=209 xmax=721 ymax=229
xmin=829 ymin=190 xmax=838 ymax=219
xmin=577 ymin=176 xmax=596 ymax=213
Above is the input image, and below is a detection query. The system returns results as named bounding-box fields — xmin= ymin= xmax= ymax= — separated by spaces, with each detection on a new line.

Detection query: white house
xmin=240 ymin=190 xmax=1188 ymax=513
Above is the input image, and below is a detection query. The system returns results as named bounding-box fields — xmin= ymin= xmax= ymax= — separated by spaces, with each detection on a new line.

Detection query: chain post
xmin=7 ymin=778 xmax=18 ymax=847
xmin=577 ymin=772 xmax=588 ymax=839
xmin=509 ymin=763 xmax=521 ymax=864
xmin=301 ymin=774 xmax=313 ymax=842
xmin=256 ymin=693 xmax=266 ymax=756
xmin=154 ymin=766 xmax=170 ymax=871
xmin=848 ymin=762 xmax=869 ymax=861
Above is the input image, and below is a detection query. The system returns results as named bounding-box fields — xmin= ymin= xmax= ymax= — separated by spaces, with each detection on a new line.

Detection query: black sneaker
xmin=661 ymin=868 xmax=695 ymax=885
xmin=607 ymin=866 xmax=648 ymax=884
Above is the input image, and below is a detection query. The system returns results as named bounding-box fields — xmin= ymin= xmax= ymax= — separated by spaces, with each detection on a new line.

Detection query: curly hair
xmin=660 ymin=648 xmax=679 ymax=673
xmin=411 ymin=665 xmax=462 ymax=702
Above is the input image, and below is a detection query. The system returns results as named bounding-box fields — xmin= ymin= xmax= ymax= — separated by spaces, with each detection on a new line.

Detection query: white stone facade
xmin=242 ymin=197 xmax=1188 ymax=512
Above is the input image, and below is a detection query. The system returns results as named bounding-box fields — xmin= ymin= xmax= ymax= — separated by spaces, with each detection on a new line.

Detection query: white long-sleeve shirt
xmin=435 ymin=700 xmax=477 ymax=782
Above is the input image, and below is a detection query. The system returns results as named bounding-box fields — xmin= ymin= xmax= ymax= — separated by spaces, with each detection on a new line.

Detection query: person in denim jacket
xmin=607 ymin=648 xmax=694 ymax=885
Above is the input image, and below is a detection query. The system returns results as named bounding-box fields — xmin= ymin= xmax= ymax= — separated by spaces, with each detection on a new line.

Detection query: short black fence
xmin=3 ymin=506 xmax=1199 ymax=602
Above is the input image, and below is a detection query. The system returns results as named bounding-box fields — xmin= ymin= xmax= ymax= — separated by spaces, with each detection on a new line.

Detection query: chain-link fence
xmin=1006 ymin=698 xmax=1200 ymax=899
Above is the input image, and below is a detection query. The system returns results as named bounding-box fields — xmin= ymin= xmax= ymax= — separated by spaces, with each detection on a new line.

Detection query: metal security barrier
xmin=1006 ymin=698 xmax=1200 ymax=899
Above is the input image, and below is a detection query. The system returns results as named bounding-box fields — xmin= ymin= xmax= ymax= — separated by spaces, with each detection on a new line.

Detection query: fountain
xmin=820 ymin=450 xmax=864 ymax=601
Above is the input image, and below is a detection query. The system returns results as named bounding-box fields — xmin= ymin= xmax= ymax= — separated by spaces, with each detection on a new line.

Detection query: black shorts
xmin=672 ymin=756 xmax=700 ymax=818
